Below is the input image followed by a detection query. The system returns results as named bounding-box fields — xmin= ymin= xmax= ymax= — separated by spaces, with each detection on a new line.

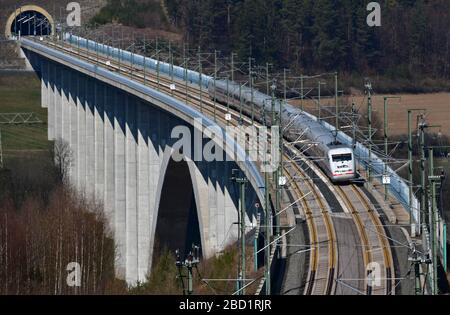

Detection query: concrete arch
xmin=149 ymin=148 xmax=210 ymax=266
xmin=20 ymin=41 xmax=266 ymax=284
xmin=5 ymin=5 xmax=55 ymax=38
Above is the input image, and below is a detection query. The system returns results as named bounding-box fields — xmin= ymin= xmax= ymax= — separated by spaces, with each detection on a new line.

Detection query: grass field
xmin=351 ymin=93 xmax=450 ymax=137
xmin=292 ymin=93 xmax=450 ymax=137
xmin=0 ymin=71 xmax=50 ymax=152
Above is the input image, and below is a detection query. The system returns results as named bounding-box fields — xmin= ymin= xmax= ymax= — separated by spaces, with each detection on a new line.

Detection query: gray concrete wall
xmin=26 ymin=49 xmax=262 ymax=285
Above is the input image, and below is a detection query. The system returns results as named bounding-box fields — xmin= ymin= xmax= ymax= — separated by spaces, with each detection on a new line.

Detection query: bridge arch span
xmin=20 ymin=40 xmax=265 ymax=284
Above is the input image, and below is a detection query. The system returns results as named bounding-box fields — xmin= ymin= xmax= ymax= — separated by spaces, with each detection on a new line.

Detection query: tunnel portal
xmin=5 ymin=5 xmax=55 ymax=38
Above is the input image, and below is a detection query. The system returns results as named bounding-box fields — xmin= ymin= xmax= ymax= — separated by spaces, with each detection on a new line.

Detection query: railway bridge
xmin=6 ymin=4 xmax=420 ymax=294
xmin=20 ymin=37 xmax=268 ymax=285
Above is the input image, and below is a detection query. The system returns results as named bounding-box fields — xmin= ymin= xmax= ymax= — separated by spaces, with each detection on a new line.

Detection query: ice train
xmin=65 ymin=34 xmax=356 ymax=182
xmin=208 ymin=80 xmax=356 ymax=183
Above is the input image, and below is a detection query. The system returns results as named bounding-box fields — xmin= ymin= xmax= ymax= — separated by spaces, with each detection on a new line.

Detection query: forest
xmin=163 ymin=0 xmax=450 ymax=91
xmin=0 ymin=148 xmax=260 ymax=294
xmin=0 ymin=144 xmax=125 ymax=294
xmin=90 ymin=0 xmax=450 ymax=91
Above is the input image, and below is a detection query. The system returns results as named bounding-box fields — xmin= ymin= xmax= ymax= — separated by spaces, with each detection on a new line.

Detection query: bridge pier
xmin=94 ymin=83 xmax=105 ymax=202
xmin=114 ymin=91 xmax=127 ymax=279
xmin=55 ymin=65 xmax=63 ymax=140
xmin=125 ymin=95 xmax=139 ymax=283
xmin=69 ymin=72 xmax=78 ymax=186
xmin=137 ymin=101 xmax=151 ymax=281
xmin=48 ymin=67 xmax=55 ymax=140
xmin=77 ymin=78 xmax=87 ymax=194
xmin=40 ymin=58 xmax=48 ymax=109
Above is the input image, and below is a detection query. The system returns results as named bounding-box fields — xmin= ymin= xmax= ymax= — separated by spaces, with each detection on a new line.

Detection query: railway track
xmin=335 ymin=184 xmax=394 ymax=295
xmin=30 ymin=37 xmax=394 ymax=295
xmin=283 ymin=148 xmax=337 ymax=295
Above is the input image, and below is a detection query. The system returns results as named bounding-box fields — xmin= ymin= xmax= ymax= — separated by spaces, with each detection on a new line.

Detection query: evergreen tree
xmin=162 ymin=0 xmax=450 ymax=83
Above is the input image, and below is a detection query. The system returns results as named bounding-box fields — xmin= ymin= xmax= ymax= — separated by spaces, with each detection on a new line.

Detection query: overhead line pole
xmin=383 ymin=96 xmax=401 ymax=201
xmin=428 ymin=147 xmax=438 ymax=295
xmin=271 ymin=82 xmax=281 ymax=244
xmin=300 ymin=75 xmax=304 ymax=111
xmin=170 ymin=41 xmax=174 ymax=96
xmin=226 ymin=76 xmax=230 ymax=126
xmin=367 ymin=82 xmax=373 ymax=184
xmin=249 ymin=57 xmax=254 ymax=124
xmin=231 ymin=53 xmax=235 ymax=82
xmin=408 ymin=109 xmax=426 ymax=237
xmin=214 ymin=50 xmax=217 ymax=122
xmin=184 ymin=44 xmax=189 ymax=106
xmin=426 ymin=145 xmax=450 ymax=295
xmin=156 ymin=38 xmax=160 ymax=91
xmin=318 ymin=81 xmax=322 ymax=122
xmin=420 ymin=123 xmax=441 ymax=230
xmin=0 ymin=128 xmax=3 ymax=169
xmin=143 ymin=35 xmax=146 ymax=85
xmin=262 ymin=103 xmax=271 ymax=296
xmin=231 ymin=170 xmax=248 ymax=295
xmin=335 ymin=72 xmax=339 ymax=131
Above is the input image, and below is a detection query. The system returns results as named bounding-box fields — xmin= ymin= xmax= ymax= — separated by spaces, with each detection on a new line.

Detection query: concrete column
xmin=216 ymin=161 xmax=226 ymax=252
xmin=94 ymin=82 xmax=105 ymax=202
xmin=41 ymin=59 xmax=48 ymax=109
xmin=114 ymin=91 xmax=127 ymax=279
xmin=137 ymin=102 xmax=150 ymax=282
xmin=54 ymin=65 xmax=62 ymax=140
xmin=104 ymin=86 xmax=115 ymax=230
xmin=206 ymin=161 xmax=219 ymax=253
xmin=69 ymin=71 xmax=79 ymax=184
xmin=189 ymin=160 xmax=239 ymax=257
xmin=77 ymin=73 xmax=87 ymax=194
xmin=224 ymin=162 xmax=239 ymax=246
xmin=41 ymin=78 xmax=48 ymax=108
xmin=125 ymin=95 xmax=138 ymax=284
xmin=62 ymin=69 xmax=70 ymax=143
xmin=47 ymin=61 xmax=55 ymax=140
xmin=147 ymin=108 xmax=163 ymax=274
xmin=47 ymin=62 xmax=55 ymax=141
xmin=85 ymin=78 xmax=95 ymax=197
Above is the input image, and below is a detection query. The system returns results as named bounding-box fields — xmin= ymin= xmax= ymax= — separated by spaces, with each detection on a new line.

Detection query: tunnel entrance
xmin=154 ymin=158 xmax=202 ymax=262
xmin=11 ymin=11 xmax=51 ymax=36
xmin=5 ymin=6 xmax=54 ymax=38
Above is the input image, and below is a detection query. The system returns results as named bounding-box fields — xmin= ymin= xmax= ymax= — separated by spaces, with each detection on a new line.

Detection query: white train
xmin=208 ymin=79 xmax=356 ymax=183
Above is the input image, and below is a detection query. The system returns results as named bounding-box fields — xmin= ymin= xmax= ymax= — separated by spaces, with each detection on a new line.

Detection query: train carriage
xmin=209 ymin=79 xmax=357 ymax=183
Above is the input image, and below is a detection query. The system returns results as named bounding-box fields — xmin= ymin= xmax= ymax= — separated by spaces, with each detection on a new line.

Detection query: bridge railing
xmin=64 ymin=33 xmax=212 ymax=89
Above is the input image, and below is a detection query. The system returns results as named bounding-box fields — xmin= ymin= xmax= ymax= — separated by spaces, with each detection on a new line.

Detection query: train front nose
xmin=331 ymin=156 xmax=355 ymax=182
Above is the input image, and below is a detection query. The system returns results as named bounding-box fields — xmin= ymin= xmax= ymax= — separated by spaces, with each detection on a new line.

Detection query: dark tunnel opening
xmin=154 ymin=158 xmax=202 ymax=262
xmin=10 ymin=11 xmax=51 ymax=37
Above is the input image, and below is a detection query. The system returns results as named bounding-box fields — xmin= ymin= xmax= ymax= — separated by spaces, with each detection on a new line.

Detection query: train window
xmin=332 ymin=154 xmax=352 ymax=162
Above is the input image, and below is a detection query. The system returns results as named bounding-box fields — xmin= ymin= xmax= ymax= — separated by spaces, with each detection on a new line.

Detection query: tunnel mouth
xmin=153 ymin=158 xmax=202 ymax=263
xmin=5 ymin=6 xmax=54 ymax=38
xmin=10 ymin=11 xmax=52 ymax=36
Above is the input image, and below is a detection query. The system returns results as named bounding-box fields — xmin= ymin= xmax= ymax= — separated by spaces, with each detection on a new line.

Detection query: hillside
xmin=89 ymin=0 xmax=181 ymax=42
xmin=164 ymin=0 xmax=450 ymax=93
xmin=90 ymin=0 xmax=172 ymax=30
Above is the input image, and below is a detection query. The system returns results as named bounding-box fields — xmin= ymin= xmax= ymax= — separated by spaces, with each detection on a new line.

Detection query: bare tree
xmin=53 ymin=138 xmax=73 ymax=184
